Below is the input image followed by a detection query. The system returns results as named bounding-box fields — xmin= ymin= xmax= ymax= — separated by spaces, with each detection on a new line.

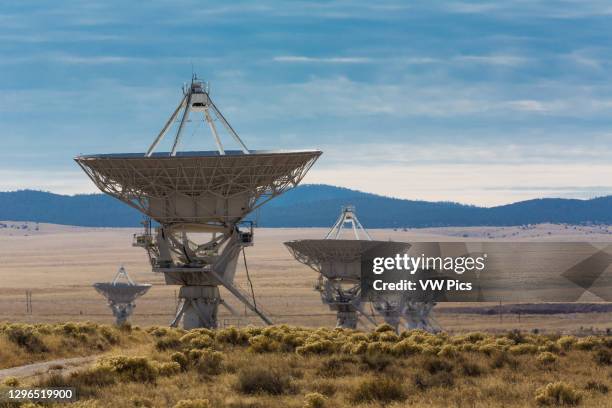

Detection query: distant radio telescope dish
xmin=285 ymin=206 xmax=411 ymax=330
xmin=77 ymin=75 xmax=321 ymax=329
xmin=93 ymin=266 xmax=151 ymax=325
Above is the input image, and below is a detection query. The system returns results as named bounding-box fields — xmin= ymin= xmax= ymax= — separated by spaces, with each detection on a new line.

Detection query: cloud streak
xmin=273 ymin=56 xmax=373 ymax=64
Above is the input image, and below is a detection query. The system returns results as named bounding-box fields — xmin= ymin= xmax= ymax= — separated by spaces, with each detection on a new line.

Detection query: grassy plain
xmin=1 ymin=222 xmax=612 ymax=332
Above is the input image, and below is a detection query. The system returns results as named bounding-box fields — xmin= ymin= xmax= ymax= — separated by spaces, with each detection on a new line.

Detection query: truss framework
xmin=145 ymin=75 xmax=250 ymax=157
xmin=325 ymin=205 xmax=372 ymax=240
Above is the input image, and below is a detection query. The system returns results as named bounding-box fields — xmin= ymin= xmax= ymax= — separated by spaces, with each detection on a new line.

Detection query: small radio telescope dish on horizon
xmin=93 ymin=266 xmax=151 ymax=326
xmin=76 ymin=75 xmax=321 ymax=329
xmin=285 ymin=206 xmax=411 ymax=331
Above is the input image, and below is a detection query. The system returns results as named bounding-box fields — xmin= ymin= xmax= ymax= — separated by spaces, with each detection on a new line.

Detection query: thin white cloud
xmin=273 ymin=54 xmax=527 ymax=67
xmin=506 ymin=100 xmax=549 ymax=112
xmin=454 ymin=55 xmax=528 ymax=66
xmin=0 ymin=53 xmax=146 ymax=65
xmin=53 ymin=55 xmax=146 ymax=65
xmin=318 ymin=141 xmax=612 ymax=166
xmin=441 ymin=0 xmax=612 ymax=19
xmin=273 ymin=56 xmax=373 ymax=64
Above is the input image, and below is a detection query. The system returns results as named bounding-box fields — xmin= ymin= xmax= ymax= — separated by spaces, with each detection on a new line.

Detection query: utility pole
xmin=25 ymin=290 xmax=32 ymax=314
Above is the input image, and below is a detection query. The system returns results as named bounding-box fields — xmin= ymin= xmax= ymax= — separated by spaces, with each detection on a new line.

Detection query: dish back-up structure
xmin=285 ymin=206 xmax=410 ymax=329
xmin=77 ymin=76 xmax=321 ymax=329
xmin=93 ymin=266 xmax=151 ymax=325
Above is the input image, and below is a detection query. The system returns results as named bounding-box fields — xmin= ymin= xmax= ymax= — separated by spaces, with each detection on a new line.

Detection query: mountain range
xmin=0 ymin=185 xmax=610 ymax=228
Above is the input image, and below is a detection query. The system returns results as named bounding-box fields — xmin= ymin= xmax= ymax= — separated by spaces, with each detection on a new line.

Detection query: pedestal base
xmin=336 ymin=309 xmax=358 ymax=329
xmin=110 ymin=303 xmax=134 ymax=326
xmin=179 ymin=286 xmax=221 ymax=329
xmin=402 ymin=301 xmax=437 ymax=332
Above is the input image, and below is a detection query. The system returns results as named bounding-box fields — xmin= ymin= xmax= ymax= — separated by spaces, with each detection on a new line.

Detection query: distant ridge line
xmin=0 ymin=185 xmax=610 ymax=228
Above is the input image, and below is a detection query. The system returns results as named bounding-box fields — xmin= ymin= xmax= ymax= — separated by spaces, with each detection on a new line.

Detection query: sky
xmin=1 ymin=0 xmax=612 ymax=206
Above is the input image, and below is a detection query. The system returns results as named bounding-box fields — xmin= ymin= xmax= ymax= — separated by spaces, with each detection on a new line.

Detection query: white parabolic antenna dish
xmin=284 ymin=206 xmax=411 ymax=330
xmin=285 ymin=205 xmax=411 ymax=280
xmin=93 ymin=282 xmax=152 ymax=303
xmin=93 ymin=266 xmax=151 ymax=325
xmin=285 ymin=240 xmax=411 ymax=280
xmin=93 ymin=267 xmax=151 ymax=303
xmin=76 ymin=149 xmax=321 ymax=226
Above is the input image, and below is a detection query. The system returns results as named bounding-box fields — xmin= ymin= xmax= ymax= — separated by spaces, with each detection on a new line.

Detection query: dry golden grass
xmin=0 ymin=322 xmax=149 ymax=369
xmin=6 ymin=323 xmax=611 ymax=407
xmin=1 ymin=224 xmax=612 ymax=333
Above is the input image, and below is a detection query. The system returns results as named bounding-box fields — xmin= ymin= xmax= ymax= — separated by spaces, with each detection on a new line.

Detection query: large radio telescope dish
xmin=77 ymin=75 xmax=321 ymax=329
xmin=76 ymin=150 xmax=320 ymax=226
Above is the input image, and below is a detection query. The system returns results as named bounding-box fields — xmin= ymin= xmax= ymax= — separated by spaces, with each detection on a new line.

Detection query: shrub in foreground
xmin=235 ymin=366 xmax=295 ymax=395
xmin=535 ymin=382 xmax=582 ymax=406
xmin=95 ymin=356 xmax=158 ymax=383
xmin=536 ymin=352 xmax=558 ymax=365
xmin=351 ymin=377 xmax=406 ymax=403
xmin=303 ymin=392 xmax=327 ymax=408
xmin=3 ymin=376 xmax=19 ymax=386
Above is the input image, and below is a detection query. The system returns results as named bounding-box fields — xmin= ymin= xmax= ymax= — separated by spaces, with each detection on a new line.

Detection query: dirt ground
xmin=1 ymin=222 xmax=611 ymax=332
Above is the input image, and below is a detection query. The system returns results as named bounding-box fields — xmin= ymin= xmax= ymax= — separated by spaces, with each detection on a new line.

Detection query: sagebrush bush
xmin=173 ymin=399 xmax=211 ymax=408
xmin=537 ymin=352 xmax=558 ymax=365
xmin=374 ymin=323 xmax=396 ymax=333
xmin=3 ymin=376 xmax=19 ymax=386
xmin=171 ymin=351 xmax=189 ymax=371
xmin=535 ymin=382 xmax=582 ymax=406
xmin=438 ymin=344 xmax=459 ymax=358
xmin=248 ymin=334 xmax=281 ymax=353
xmin=509 ymin=344 xmax=538 ymax=355
xmin=157 ymin=361 xmax=181 ymax=376
xmin=181 ymin=332 xmax=214 ymax=349
xmin=351 ymin=377 xmax=406 ymax=403
xmin=3 ymin=324 xmax=48 ymax=353
xmin=95 ymin=356 xmax=158 ymax=383
xmin=155 ymin=335 xmax=182 ymax=351
xmin=235 ymin=366 xmax=295 ymax=395
xmin=575 ymin=337 xmax=599 ymax=351
xmin=303 ymin=392 xmax=327 ymax=408
xmin=191 ymin=349 xmax=224 ymax=375
xmin=216 ymin=326 xmax=249 ymax=345
xmin=392 ymin=338 xmax=421 ymax=356
xmin=557 ymin=336 xmax=576 ymax=351
xmin=296 ymin=339 xmax=335 ymax=355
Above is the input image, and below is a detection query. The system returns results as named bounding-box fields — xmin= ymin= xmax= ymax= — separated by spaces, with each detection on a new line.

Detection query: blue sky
xmin=1 ymin=0 xmax=612 ymax=205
